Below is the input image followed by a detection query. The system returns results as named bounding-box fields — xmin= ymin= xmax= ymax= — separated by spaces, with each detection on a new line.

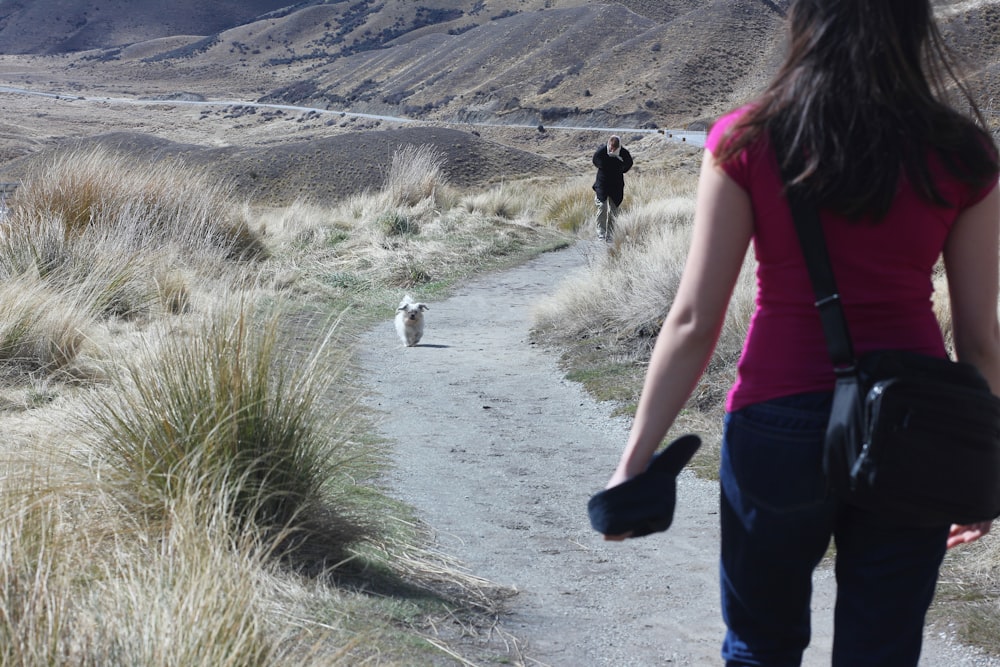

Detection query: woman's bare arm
xmin=943 ymin=183 xmax=1000 ymax=548
xmin=606 ymin=151 xmax=754 ymax=489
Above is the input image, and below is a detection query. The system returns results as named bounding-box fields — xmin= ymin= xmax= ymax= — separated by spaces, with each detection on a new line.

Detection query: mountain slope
xmin=1 ymin=0 xmax=999 ymax=167
xmin=0 ymin=0 xmax=311 ymax=54
xmin=23 ymin=0 xmax=787 ymax=130
xmin=0 ymin=127 xmax=574 ymax=205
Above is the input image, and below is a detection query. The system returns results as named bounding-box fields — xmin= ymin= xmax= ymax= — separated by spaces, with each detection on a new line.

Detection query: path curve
xmin=0 ymin=85 xmax=707 ymax=146
xmin=358 ymin=242 xmax=998 ymax=666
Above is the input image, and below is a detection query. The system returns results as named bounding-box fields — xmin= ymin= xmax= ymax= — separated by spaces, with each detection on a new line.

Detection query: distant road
xmin=0 ymin=85 xmax=707 ymax=148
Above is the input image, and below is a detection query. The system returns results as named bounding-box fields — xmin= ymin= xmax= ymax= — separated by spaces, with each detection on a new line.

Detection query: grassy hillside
xmin=4 ymin=1 xmax=998 ymax=134
xmin=0 ymin=139 xmax=589 ymax=664
xmin=0 ymin=127 xmax=574 ymax=206
xmin=0 ymin=0 xmax=305 ymax=54
xmin=0 ymin=0 xmax=786 ymax=131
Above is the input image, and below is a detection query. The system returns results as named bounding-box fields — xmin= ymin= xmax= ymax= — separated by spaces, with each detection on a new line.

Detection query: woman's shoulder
xmin=706 ymin=105 xmax=756 ymax=153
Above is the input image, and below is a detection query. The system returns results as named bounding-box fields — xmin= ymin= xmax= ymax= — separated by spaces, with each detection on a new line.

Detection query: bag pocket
xmin=859 ymin=377 xmax=1000 ymax=524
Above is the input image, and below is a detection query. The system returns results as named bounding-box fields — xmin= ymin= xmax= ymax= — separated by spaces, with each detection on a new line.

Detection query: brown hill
xmin=0 ymin=0 xmax=309 ymax=54
xmin=0 ymin=0 xmax=710 ymax=57
xmin=0 ymin=127 xmax=573 ymax=205
xmin=2 ymin=0 xmax=1000 ymax=203
xmin=4 ymin=1 xmax=996 ymax=132
xmin=1 ymin=0 xmax=789 ymax=130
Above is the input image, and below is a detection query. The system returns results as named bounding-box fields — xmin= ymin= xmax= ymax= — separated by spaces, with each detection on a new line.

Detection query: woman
xmin=603 ymin=1 xmax=1000 ymax=665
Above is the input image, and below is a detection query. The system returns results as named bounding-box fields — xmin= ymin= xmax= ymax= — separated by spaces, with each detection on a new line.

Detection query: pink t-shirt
xmin=707 ymin=108 xmax=998 ymax=412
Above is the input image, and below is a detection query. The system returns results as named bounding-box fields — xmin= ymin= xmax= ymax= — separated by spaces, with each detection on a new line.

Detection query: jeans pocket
xmin=722 ymin=398 xmax=830 ymax=513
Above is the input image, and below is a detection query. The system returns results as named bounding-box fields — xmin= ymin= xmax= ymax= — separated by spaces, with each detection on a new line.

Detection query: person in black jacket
xmin=592 ymin=135 xmax=634 ymax=242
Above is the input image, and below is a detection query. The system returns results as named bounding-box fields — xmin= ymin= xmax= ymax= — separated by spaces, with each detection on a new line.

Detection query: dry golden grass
xmin=0 ymin=463 xmax=373 ymax=666
xmin=2 ymin=133 xmax=994 ymax=662
xmin=531 ymin=167 xmax=755 ymax=465
xmin=540 ymin=175 xmax=599 ymax=234
xmin=10 ymin=145 xmax=266 ymax=261
xmin=384 ymin=144 xmax=448 ymax=208
xmin=529 ymin=154 xmax=1000 ymax=653
xmin=257 ymin=146 xmax=568 ymax=301
xmin=0 ymin=141 xmax=569 ymax=665
xmin=534 ymin=170 xmax=700 ymax=347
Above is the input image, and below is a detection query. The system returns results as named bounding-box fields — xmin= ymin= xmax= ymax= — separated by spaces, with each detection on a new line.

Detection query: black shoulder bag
xmin=786 ymin=188 xmax=1000 ymax=526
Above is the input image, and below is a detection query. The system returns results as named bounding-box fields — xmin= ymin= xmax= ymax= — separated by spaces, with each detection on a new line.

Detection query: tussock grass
xmin=0 ymin=487 xmax=76 ymax=666
xmin=0 ymin=274 xmax=92 ymax=375
xmin=5 ymin=132 xmax=995 ymax=662
xmin=9 ymin=145 xmax=267 ymax=261
xmin=260 ymin=161 xmax=569 ymax=298
xmin=383 ymin=144 xmax=447 ymax=207
xmin=541 ymin=176 xmax=596 ymax=233
xmin=82 ymin=496 xmax=295 ymax=666
xmin=0 ymin=469 xmax=358 ymax=666
xmin=534 ymin=185 xmax=699 ymax=350
xmin=83 ymin=306 xmax=371 ymax=563
xmin=460 ymin=181 xmax=532 ymax=221
xmin=0 ymin=138 xmax=574 ymax=664
xmin=0 ymin=146 xmax=271 ymax=367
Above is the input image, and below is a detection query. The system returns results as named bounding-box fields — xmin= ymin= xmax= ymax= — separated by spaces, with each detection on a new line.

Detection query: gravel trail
xmin=358 ymin=242 xmax=998 ymax=667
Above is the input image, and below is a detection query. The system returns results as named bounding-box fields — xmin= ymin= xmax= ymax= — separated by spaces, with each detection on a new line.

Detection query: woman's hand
xmin=947 ymin=521 xmax=993 ymax=549
xmin=604 ymin=469 xmax=632 ymax=490
xmin=600 ymin=470 xmax=635 ymax=541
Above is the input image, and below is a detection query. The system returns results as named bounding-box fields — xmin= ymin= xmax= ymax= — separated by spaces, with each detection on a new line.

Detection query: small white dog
xmin=395 ymin=295 xmax=428 ymax=347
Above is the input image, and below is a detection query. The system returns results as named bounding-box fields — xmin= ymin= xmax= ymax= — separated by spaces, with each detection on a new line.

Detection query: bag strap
xmin=784 ymin=184 xmax=858 ymax=373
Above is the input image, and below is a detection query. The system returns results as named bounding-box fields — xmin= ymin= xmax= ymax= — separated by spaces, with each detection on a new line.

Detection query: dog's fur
xmin=395 ymin=295 xmax=428 ymax=347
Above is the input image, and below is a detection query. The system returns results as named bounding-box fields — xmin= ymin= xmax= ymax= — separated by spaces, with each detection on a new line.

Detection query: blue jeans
xmin=719 ymin=392 xmax=949 ymax=666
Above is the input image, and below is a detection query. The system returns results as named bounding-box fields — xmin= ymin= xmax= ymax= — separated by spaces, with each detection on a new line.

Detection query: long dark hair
xmin=713 ymin=0 xmax=998 ymax=219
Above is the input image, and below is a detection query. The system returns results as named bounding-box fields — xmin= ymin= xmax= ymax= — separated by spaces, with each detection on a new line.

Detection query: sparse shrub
xmin=538 ymin=74 xmax=564 ymax=94
xmin=0 ymin=275 xmax=91 ymax=373
xmin=542 ymin=179 xmax=595 ymax=233
xmin=9 ymin=145 xmax=268 ymax=262
xmin=383 ymin=144 xmax=447 ymax=207
xmin=461 ymin=183 xmax=528 ymax=220
xmin=539 ymin=106 xmax=578 ymax=121
xmin=377 ymin=209 xmax=418 ymax=236
xmin=84 ymin=306 xmax=370 ymax=558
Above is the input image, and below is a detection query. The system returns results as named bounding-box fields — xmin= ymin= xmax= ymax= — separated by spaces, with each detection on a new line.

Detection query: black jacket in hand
xmin=592 ymin=145 xmax=634 ymax=206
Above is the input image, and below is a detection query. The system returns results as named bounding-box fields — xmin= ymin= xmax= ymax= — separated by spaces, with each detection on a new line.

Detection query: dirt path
xmin=358 ymin=242 xmax=999 ymax=666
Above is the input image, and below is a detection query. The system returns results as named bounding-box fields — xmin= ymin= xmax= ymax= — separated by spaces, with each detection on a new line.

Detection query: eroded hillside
xmin=2 ymin=0 xmax=1000 ymax=203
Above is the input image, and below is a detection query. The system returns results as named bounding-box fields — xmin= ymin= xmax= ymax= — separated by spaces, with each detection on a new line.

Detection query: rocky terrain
xmin=1 ymin=0 xmax=998 ymax=202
